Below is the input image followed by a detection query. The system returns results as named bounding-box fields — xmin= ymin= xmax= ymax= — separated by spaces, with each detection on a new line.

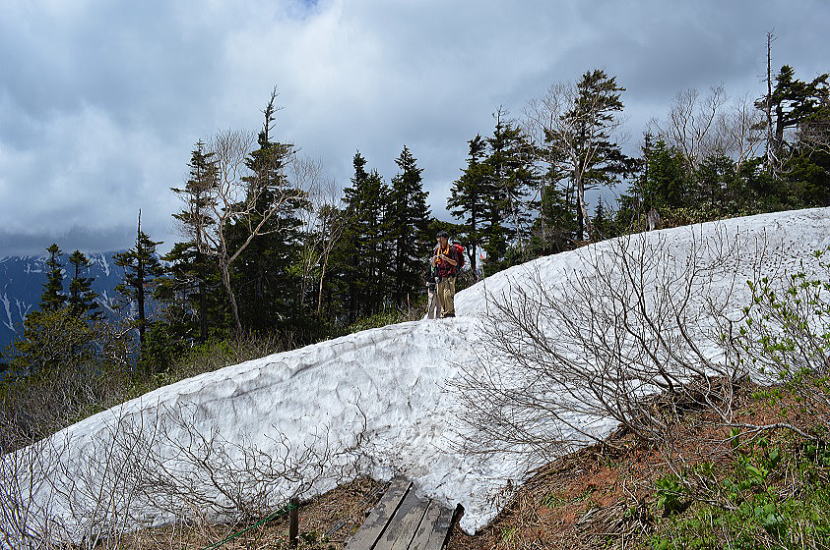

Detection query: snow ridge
xmin=6 ymin=208 xmax=830 ymax=543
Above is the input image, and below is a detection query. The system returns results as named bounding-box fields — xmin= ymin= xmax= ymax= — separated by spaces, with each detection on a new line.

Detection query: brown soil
xmin=445 ymin=387 xmax=815 ymax=550
xmin=120 ymin=477 xmax=385 ymax=549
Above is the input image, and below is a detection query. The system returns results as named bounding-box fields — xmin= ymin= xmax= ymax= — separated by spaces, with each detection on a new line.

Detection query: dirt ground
xmin=444 ymin=389 xmax=809 ymax=550
xmin=120 ymin=477 xmax=386 ymax=549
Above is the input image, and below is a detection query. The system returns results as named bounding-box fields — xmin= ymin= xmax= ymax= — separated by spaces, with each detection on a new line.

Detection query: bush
xmin=650 ymin=436 xmax=830 ymax=549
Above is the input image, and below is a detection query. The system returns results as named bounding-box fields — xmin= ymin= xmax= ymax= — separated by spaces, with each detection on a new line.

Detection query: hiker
xmin=424 ymin=262 xmax=441 ymax=319
xmin=431 ymin=230 xmax=462 ymax=318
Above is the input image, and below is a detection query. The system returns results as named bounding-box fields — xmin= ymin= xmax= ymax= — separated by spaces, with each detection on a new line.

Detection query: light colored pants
xmin=436 ymin=277 xmax=456 ymax=317
xmin=426 ymin=287 xmax=441 ymax=319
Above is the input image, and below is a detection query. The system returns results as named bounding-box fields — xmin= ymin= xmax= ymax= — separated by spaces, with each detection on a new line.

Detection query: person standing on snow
xmin=431 ymin=230 xmax=461 ymax=318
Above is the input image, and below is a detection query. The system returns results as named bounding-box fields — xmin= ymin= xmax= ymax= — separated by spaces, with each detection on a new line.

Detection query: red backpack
xmin=453 ymin=243 xmax=466 ymax=270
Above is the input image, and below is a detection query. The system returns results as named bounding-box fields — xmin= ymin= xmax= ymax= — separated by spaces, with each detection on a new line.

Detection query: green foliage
xmin=388 ymin=146 xmax=432 ymax=308
xmin=1 ymin=309 xmax=133 ymax=444
xmin=343 ymin=311 xmax=408 ymax=335
xmin=650 ymin=437 xmax=830 ymax=549
xmin=40 ymin=243 xmax=66 ymax=312
xmin=338 ymin=152 xmax=394 ymax=321
xmin=166 ymin=139 xmax=221 ymax=341
xmin=654 ymin=475 xmax=690 ymax=517
xmin=114 ymin=217 xmax=165 ymax=352
xmin=738 ymin=252 xmax=830 ymax=423
xmin=67 ymin=249 xmax=101 ymax=320
xmin=7 ymin=306 xmax=96 ymax=376
xmin=232 ymin=92 xmax=308 ymax=333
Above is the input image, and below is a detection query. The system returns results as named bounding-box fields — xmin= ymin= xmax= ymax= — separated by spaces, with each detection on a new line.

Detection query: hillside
xmin=5 ymin=207 xmax=830 ymax=547
xmin=0 ymin=251 xmax=126 ymax=352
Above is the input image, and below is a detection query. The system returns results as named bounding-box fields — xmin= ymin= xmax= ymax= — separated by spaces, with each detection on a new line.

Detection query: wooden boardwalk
xmin=345 ymin=478 xmax=457 ymax=550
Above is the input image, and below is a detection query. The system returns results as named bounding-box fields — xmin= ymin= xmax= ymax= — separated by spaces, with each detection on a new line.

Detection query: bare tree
xmin=0 ymin=401 xmax=365 ymax=548
xmin=652 ymin=86 xmax=729 ymax=171
xmin=199 ymin=126 xmax=310 ymax=333
xmin=715 ymin=95 xmax=766 ymax=169
xmin=291 ymin=156 xmax=347 ymax=316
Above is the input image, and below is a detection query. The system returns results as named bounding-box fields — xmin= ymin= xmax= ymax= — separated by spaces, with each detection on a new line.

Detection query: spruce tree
xmin=40 ymin=243 xmax=66 ymax=312
xmin=232 ymin=90 xmax=306 ymax=331
xmin=115 ymin=212 xmax=165 ymax=350
xmin=67 ymin=250 xmax=101 ymax=320
xmin=388 ymin=146 xmax=431 ymax=307
xmin=448 ymin=135 xmax=488 ymax=276
xmin=480 ymin=109 xmax=538 ymax=271
xmin=340 ymin=152 xmax=392 ymax=320
xmin=167 ymin=140 xmax=220 ymax=341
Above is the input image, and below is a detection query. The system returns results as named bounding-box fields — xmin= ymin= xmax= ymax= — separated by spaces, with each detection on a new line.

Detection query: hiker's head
xmin=436 ymin=230 xmax=449 ymax=246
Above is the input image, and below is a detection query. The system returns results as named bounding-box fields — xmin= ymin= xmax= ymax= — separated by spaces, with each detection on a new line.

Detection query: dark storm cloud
xmin=0 ymin=0 xmax=828 ymax=256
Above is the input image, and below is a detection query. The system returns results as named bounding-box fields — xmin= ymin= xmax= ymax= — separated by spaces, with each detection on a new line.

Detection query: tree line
xmin=3 ymin=49 xmax=829 ymax=388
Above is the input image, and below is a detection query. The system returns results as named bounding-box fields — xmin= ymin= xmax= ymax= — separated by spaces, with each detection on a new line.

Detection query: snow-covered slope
xmin=6 ymin=208 xmax=830 ymax=544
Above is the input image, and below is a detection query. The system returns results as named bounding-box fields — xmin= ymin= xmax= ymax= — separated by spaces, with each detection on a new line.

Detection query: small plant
xmin=500 ymin=526 xmax=518 ymax=543
xmin=654 ymin=475 xmax=689 ymax=517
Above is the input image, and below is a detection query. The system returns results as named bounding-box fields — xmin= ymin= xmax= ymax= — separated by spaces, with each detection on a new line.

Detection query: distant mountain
xmin=0 ymin=251 xmax=127 ymax=354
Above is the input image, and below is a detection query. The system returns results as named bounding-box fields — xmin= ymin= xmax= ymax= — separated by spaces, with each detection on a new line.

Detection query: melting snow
xmin=5 ymin=208 xmax=830 ymax=545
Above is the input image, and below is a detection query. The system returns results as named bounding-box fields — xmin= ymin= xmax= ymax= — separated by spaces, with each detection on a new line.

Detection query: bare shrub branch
xmin=452 ymin=226 xmax=762 ymax=463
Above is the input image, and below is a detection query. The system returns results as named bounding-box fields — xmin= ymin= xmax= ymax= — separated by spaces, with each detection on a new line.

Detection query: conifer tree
xmin=232 ymin=90 xmax=307 ymax=331
xmin=448 ymin=135 xmax=488 ymax=275
xmin=40 ymin=243 xmax=66 ymax=312
xmin=544 ymin=70 xmax=630 ymax=241
xmin=480 ymin=109 xmax=538 ymax=271
xmin=166 ymin=140 xmax=220 ymax=341
xmin=531 ymin=178 xmax=575 ymax=255
xmin=388 ymin=146 xmax=431 ymax=307
xmin=67 ymin=250 xmax=100 ymax=320
xmin=340 ymin=152 xmax=392 ymax=319
xmin=115 ymin=212 xmax=165 ymax=349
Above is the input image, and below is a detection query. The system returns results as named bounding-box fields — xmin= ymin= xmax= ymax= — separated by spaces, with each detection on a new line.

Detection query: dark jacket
xmin=434 ymin=243 xmax=461 ymax=279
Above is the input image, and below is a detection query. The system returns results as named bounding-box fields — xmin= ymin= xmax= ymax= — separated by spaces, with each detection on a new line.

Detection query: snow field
xmin=6 ymin=207 xmax=830 ymax=544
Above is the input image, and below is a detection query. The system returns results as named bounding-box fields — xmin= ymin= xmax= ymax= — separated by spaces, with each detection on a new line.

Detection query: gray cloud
xmin=0 ymin=0 xmax=828 ymax=256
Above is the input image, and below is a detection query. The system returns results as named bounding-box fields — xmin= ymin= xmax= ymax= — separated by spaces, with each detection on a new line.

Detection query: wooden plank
xmin=345 ymin=478 xmax=412 ymax=550
xmin=405 ymin=499 xmax=443 ymax=550
xmin=421 ymin=504 xmax=456 ymax=550
xmin=377 ymin=489 xmax=430 ymax=550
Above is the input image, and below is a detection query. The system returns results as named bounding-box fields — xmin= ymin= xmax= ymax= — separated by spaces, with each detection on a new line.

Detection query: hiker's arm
xmin=438 ymin=253 xmax=457 ymax=266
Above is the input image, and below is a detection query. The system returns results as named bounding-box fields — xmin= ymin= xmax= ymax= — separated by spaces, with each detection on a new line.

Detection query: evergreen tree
xmin=67 ymin=250 xmax=100 ymax=320
xmin=480 ymin=109 xmax=538 ymax=271
xmin=339 ymin=152 xmax=392 ymax=320
xmin=448 ymin=135 xmax=488 ymax=275
xmin=590 ymin=199 xmax=615 ymax=240
xmin=231 ymin=90 xmax=307 ymax=332
xmin=758 ymin=65 xmax=830 ymax=170
xmin=545 ymin=69 xmax=630 ymax=241
xmin=114 ymin=212 xmax=165 ymax=351
xmin=40 ymin=243 xmax=66 ymax=312
xmin=166 ymin=140 xmax=220 ymax=342
xmin=644 ymin=140 xmax=689 ymax=210
xmin=529 ymin=173 xmax=576 ymax=255
xmin=388 ymin=146 xmax=431 ymax=307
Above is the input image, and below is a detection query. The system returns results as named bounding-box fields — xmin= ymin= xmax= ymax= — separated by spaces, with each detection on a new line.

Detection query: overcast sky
xmin=0 ymin=0 xmax=828 ymax=256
